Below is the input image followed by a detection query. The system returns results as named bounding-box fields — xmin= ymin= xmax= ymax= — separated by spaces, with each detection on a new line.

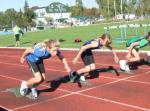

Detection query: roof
xmin=32 ymin=6 xmax=46 ymax=10
xmin=46 ymin=2 xmax=70 ymax=13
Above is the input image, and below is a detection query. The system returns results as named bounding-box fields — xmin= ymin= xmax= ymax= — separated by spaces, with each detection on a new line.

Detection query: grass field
xmin=0 ymin=19 xmax=150 ymax=50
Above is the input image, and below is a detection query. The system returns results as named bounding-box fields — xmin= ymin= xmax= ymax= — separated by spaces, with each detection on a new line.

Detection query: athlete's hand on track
xmin=65 ymin=66 xmax=71 ymax=73
xmin=115 ymin=56 xmax=119 ymax=63
xmin=20 ymin=57 xmax=25 ymax=64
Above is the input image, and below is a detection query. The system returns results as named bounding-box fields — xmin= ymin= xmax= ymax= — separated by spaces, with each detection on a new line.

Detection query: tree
xmin=0 ymin=1 xmax=36 ymax=29
xmin=24 ymin=0 xmax=29 ymax=11
xmin=83 ymin=8 xmax=99 ymax=16
xmin=4 ymin=8 xmax=17 ymax=27
xmin=23 ymin=0 xmax=36 ymax=28
xmin=141 ymin=0 xmax=150 ymax=17
xmin=15 ymin=9 xmax=26 ymax=27
xmin=95 ymin=0 xmax=114 ymax=18
xmin=24 ymin=8 xmax=36 ymax=26
xmin=75 ymin=0 xmax=84 ymax=16
xmin=0 ymin=12 xmax=7 ymax=29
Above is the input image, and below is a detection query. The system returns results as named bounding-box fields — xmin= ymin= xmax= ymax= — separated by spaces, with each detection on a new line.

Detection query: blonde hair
xmin=33 ymin=39 xmax=60 ymax=49
xmin=44 ymin=39 xmax=60 ymax=48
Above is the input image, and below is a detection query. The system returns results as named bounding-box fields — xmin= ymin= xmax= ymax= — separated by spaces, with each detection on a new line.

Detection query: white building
xmin=116 ymin=14 xmax=136 ymax=20
xmin=33 ymin=2 xmax=71 ymax=25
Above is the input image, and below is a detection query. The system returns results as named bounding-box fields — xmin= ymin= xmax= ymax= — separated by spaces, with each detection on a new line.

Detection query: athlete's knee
xmin=34 ymin=74 xmax=43 ymax=83
xmin=36 ymin=77 xmax=42 ymax=83
xmin=91 ymin=66 xmax=96 ymax=71
xmin=89 ymin=64 xmax=96 ymax=71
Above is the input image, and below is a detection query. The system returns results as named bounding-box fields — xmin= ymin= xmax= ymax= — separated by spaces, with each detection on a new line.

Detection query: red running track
xmin=0 ymin=48 xmax=150 ymax=111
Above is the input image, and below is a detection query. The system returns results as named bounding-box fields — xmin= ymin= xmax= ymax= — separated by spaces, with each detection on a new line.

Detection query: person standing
xmin=13 ymin=25 xmax=21 ymax=46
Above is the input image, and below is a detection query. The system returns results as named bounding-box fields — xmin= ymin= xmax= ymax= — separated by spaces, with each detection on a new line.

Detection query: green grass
xmin=0 ymin=19 xmax=150 ymax=50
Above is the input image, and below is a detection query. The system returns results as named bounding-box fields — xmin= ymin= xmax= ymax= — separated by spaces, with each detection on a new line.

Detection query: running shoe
xmin=31 ymin=88 xmax=38 ymax=98
xmin=69 ymin=71 xmax=77 ymax=83
xmin=20 ymin=81 xmax=28 ymax=96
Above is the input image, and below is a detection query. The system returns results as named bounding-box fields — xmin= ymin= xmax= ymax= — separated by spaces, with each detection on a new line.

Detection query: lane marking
xmin=0 ymin=71 xmax=150 ymax=111
xmin=0 ymin=54 xmax=149 ymax=70
xmin=78 ymin=93 xmax=150 ymax=111
xmin=0 ymin=105 xmax=12 ymax=111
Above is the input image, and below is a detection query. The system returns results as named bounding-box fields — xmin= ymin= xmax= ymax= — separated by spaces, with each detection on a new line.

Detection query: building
xmin=33 ymin=2 xmax=71 ymax=25
xmin=116 ymin=14 xmax=136 ymax=20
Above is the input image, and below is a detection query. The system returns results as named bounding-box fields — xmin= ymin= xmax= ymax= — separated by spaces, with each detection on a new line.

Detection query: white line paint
xmin=0 ymin=60 xmax=150 ymax=86
xmin=74 ymin=71 xmax=150 ymax=94
xmin=78 ymin=93 xmax=150 ymax=111
xmin=0 ymin=59 xmax=150 ymax=87
xmin=0 ymin=54 xmax=149 ymax=72
xmin=100 ymin=76 xmax=150 ymax=85
xmin=0 ymin=74 xmax=71 ymax=94
xmin=0 ymin=61 xmax=66 ymax=73
xmin=11 ymin=93 xmax=74 ymax=111
xmin=0 ymin=47 xmax=149 ymax=53
xmin=1 ymin=71 xmax=150 ymax=111
xmin=0 ymin=105 xmax=12 ymax=111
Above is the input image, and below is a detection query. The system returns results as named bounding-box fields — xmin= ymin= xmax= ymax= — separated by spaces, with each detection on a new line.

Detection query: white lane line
xmin=74 ymin=71 xmax=150 ymax=94
xmin=0 ymin=74 xmax=71 ymax=94
xmin=0 ymin=60 xmax=150 ymax=86
xmin=0 ymin=54 xmax=149 ymax=70
xmin=0 ymin=60 xmax=149 ymax=80
xmin=0 ymin=71 xmax=150 ymax=111
xmin=0 ymin=61 xmax=66 ymax=73
xmin=78 ymin=93 xmax=150 ymax=111
xmin=0 ymin=105 xmax=12 ymax=111
xmin=100 ymin=76 xmax=150 ymax=85
xmin=11 ymin=93 xmax=74 ymax=111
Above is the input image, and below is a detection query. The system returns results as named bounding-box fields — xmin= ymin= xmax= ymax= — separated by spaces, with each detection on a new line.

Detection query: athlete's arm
xmin=57 ymin=50 xmax=71 ymax=72
xmin=62 ymin=58 xmax=71 ymax=72
xmin=106 ymin=45 xmax=119 ymax=63
xmin=128 ymin=42 xmax=139 ymax=55
xmin=20 ymin=48 xmax=34 ymax=64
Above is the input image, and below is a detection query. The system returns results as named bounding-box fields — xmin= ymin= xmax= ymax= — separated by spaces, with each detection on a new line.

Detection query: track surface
xmin=0 ymin=48 xmax=150 ymax=111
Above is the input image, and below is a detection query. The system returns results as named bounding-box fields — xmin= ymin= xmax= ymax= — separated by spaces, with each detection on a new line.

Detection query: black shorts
xmin=27 ymin=60 xmax=45 ymax=74
xmin=15 ymin=34 xmax=20 ymax=42
xmin=81 ymin=49 xmax=95 ymax=66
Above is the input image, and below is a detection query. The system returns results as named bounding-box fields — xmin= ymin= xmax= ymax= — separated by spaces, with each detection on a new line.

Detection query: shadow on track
xmin=38 ymin=66 xmax=119 ymax=95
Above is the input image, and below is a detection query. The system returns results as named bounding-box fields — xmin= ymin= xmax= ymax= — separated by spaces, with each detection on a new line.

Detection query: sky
xmin=0 ymin=0 xmax=98 ymax=12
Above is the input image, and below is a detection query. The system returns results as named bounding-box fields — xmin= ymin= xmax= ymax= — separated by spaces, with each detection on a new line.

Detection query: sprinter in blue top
xmin=20 ymin=39 xmax=71 ymax=98
xmin=70 ymin=33 xmax=119 ymax=84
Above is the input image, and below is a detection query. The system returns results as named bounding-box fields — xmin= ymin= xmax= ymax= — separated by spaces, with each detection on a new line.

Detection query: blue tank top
xmin=26 ymin=47 xmax=51 ymax=62
xmin=82 ymin=39 xmax=103 ymax=50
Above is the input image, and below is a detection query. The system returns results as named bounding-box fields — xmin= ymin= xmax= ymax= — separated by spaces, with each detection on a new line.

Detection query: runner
xmin=70 ymin=33 xmax=119 ymax=84
xmin=119 ymin=32 xmax=150 ymax=71
xmin=20 ymin=39 xmax=71 ymax=98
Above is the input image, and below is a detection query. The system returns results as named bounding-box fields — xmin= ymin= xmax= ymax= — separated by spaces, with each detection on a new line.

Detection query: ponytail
xmin=100 ymin=33 xmax=112 ymax=44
